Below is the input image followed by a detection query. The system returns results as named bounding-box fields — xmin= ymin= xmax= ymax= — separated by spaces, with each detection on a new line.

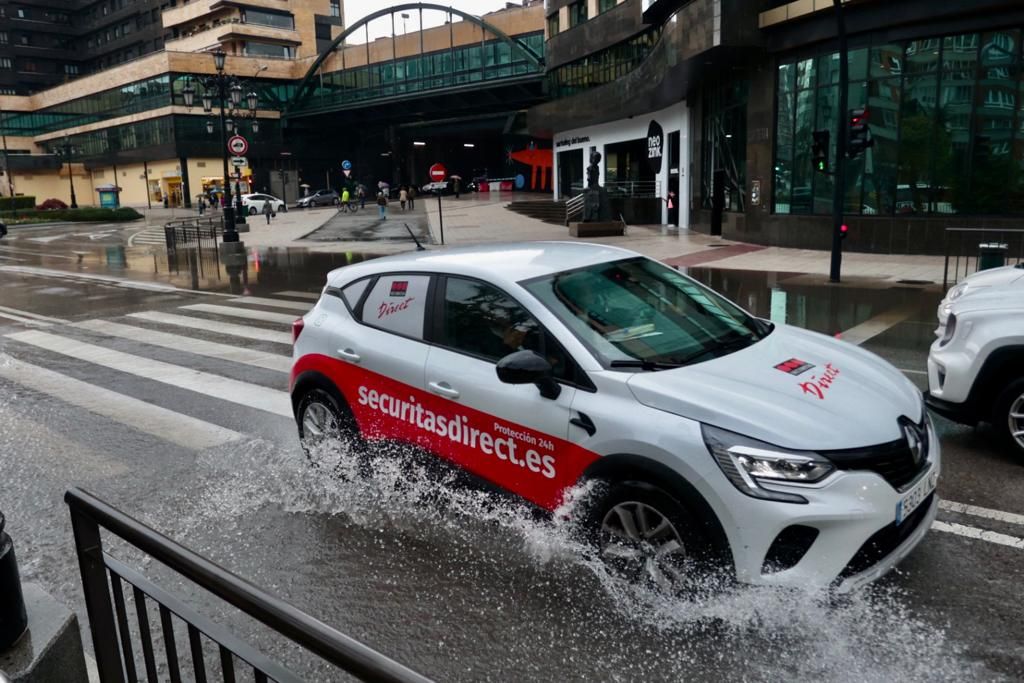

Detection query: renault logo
xmin=903 ymin=424 xmax=924 ymax=465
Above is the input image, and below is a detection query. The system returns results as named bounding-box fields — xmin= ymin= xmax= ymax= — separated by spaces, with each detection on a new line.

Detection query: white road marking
xmin=27 ymin=235 xmax=65 ymax=244
xmin=0 ymin=265 xmax=178 ymax=290
xmin=6 ymin=330 xmax=292 ymax=417
xmin=228 ymin=296 xmax=313 ymax=312
xmin=0 ymin=246 xmax=77 ymax=260
xmin=0 ymin=312 xmax=51 ymax=327
xmin=0 ymin=304 xmax=69 ymax=324
xmin=274 ymin=290 xmax=321 ymax=300
xmin=0 ymin=254 xmax=27 ymax=262
xmin=73 ymin=319 xmax=290 ymax=372
xmin=839 ymin=305 xmax=915 ymax=346
xmin=897 ymin=368 xmax=927 ymax=375
xmin=939 ymin=500 xmax=1024 ymax=528
xmin=932 ymin=521 xmax=1024 ymax=550
xmin=0 ymin=356 xmax=242 ymax=449
xmin=127 ymin=311 xmax=292 ymax=345
xmin=180 ymin=303 xmax=297 ymax=324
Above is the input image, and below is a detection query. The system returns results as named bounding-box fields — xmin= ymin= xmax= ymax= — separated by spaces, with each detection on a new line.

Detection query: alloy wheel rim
xmin=302 ymin=401 xmax=339 ymax=443
xmin=600 ymin=501 xmax=687 ymax=592
xmin=1010 ymin=393 xmax=1024 ymax=450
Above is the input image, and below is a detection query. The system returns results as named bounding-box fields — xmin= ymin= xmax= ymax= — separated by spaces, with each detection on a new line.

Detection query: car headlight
xmin=947 ymin=282 xmax=969 ymax=302
xmin=939 ymin=313 xmax=957 ymax=346
xmin=702 ymin=425 xmax=835 ymax=504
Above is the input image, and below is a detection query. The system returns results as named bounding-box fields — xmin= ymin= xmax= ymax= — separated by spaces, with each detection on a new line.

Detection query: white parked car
xmin=927 ymin=264 xmax=1024 ymax=456
xmin=240 ymin=193 xmax=287 ymax=216
xmin=290 ymin=243 xmax=939 ymax=592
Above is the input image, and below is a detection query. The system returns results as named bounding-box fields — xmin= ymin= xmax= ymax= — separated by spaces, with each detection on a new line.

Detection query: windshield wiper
xmin=609 ymin=359 xmax=683 ymax=371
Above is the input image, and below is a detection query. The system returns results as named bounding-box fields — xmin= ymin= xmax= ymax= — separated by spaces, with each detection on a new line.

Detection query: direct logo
xmin=389 ymin=280 xmax=409 ymax=297
xmin=903 ymin=422 xmax=924 ymax=465
xmin=799 ymin=363 xmax=841 ymax=400
xmin=774 ymin=358 xmax=815 ymax=376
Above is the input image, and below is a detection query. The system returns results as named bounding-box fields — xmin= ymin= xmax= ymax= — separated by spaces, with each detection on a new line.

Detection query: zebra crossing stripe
xmin=6 ymin=330 xmax=293 ymax=417
xmin=126 ymin=311 xmax=292 ymax=345
xmin=274 ymin=291 xmax=320 ymax=300
xmin=179 ymin=304 xmax=297 ymax=324
xmin=0 ymin=356 xmax=242 ymax=449
xmin=0 ymin=312 xmax=51 ymax=327
xmin=228 ymin=296 xmax=313 ymax=312
xmin=0 ymin=304 xmax=69 ymax=324
xmin=73 ymin=319 xmax=291 ymax=373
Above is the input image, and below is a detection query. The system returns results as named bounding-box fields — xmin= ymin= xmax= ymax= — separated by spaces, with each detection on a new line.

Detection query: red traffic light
xmin=840 ymin=223 xmax=849 ymax=239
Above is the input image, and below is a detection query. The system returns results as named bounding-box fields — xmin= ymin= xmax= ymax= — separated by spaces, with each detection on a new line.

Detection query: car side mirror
xmin=496 ymin=350 xmax=561 ymax=400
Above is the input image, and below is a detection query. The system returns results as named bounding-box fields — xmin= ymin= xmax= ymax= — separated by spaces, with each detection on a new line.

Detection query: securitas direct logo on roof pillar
xmin=647 ymin=120 xmax=663 ymax=174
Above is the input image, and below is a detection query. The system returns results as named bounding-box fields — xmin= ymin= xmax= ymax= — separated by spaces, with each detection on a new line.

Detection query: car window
xmin=359 ymin=274 xmax=430 ymax=339
xmin=341 ymin=278 xmax=371 ymax=311
xmin=441 ymin=277 xmax=571 ymax=379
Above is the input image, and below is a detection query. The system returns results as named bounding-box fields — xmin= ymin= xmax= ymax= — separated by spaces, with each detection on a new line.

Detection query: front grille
xmin=822 ymin=420 xmax=930 ymax=491
xmin=837 ymin=493 xmax=935 ymax=580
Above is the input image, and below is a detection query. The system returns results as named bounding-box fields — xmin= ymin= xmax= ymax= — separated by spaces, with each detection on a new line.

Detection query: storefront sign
xmin=555 ymin=136 xmax=591 ymax=148
xmin=647 ymin=120 xmax=663 ymax=174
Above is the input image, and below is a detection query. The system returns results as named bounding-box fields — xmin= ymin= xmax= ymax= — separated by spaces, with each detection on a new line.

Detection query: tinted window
xmin=360 ymin=274 xmax=429 ymax=339
xmin=441 ymin=277 xmax=571 ymax=379
xmin=341 ymin=278 xmax=370 ymax=310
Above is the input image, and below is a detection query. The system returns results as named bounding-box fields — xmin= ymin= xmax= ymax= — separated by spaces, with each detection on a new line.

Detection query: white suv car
xmin=291 ymin=243 xmax=939 ymax=592
xmin=927 ymin=264 xmax=1024 ymax=456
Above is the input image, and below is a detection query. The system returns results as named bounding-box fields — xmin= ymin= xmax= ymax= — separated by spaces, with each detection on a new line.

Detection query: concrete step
xmin=505 ymin=200 xmax=567 ymax=226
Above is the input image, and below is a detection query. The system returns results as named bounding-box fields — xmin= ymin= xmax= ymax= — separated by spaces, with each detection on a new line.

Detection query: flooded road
xmin=0 ymin=239 xmax=1022 ymax=682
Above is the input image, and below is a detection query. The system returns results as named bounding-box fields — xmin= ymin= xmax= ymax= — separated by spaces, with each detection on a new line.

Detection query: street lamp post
xmin=56 ymin=135 xmax=79 ymax=209
xmin=181 ymin=51 xmax=260 ymax=242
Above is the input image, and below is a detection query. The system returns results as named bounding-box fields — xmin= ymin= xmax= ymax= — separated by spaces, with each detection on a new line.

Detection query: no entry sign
xmin=429 ymin=163 xmax=447 ymax=182
xmin=227 ymin=135 xmax=249 ymax=156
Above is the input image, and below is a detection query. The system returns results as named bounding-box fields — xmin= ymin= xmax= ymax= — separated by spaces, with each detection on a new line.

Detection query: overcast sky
xmin=343 ymin=0 xmax=519 ymax=42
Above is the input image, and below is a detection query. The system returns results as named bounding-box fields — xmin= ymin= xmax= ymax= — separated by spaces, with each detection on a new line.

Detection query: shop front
xmin=552 ymin=100 xmax=689 ymax=227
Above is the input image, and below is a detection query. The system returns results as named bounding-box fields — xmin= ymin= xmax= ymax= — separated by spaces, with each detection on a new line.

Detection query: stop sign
xmin=429 ymin=163 xmax=447 ymax=182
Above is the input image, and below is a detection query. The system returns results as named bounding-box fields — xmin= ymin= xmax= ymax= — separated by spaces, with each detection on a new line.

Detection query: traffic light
xmin=812 ymin=130 xmax=830 ymax=173
xmin=848 ymin=108 xmax=874 ymax=159
xmin=840 ymin=223 xmax=849 ymax=240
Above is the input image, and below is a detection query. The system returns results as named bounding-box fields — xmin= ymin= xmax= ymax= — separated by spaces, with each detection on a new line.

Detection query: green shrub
xmin=36 ymin=198 xmax=69 ymax=210
xmin=4 ymin=207 xmax=144 ymax=224
xmin=0 ymin=196 xmax=36 ymax=211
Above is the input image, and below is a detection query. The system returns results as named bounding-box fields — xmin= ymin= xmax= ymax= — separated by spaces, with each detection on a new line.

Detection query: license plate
xmin=896 ymin=468 xmax=939 ymax=525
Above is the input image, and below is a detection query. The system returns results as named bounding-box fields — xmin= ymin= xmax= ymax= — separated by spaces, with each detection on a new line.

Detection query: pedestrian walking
xmin=376 ymin=191 xmax=388 ymax=220
xmin=453 ymin=177 xmax=461 ymax=199
xmin=358 ymin=185 xmax=366 ymax=209
xmin=399 ymin=186 xmax=408 ymax=211
xmin=407 ymin=185 xmax=416 ymax=209
xmin=263 ymin=200 xmax=274 ymax=224
xmin=197 ymin=196 xmax=206 ymax=215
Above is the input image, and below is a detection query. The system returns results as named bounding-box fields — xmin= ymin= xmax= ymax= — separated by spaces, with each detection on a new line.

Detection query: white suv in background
xmin=927 ymin=264 xmax=1024 ymax=457
xmin=290 ymin=243 xmax=939 ymax=593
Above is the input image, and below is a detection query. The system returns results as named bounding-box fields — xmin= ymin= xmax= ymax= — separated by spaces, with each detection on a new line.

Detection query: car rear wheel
xmin=332 ymin=197 xmax=340 ymax=206
xmin=296 ymin=388 xmax=361 ymax=467
xmin=280 ymin=203 xmax=287 ymax=213
xmin=582 ymin=480 xmax=720 ymax=594
xmin=248 ymin=206 xmax=258 ymax=215
xmin=993 ymin=378 xmax=1024 ymax=457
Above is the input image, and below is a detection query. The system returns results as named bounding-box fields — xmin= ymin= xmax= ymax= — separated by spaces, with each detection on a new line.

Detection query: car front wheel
xmin=248 ymin=206 xmax=258 ymax=215
xmin=993 ymin=378 xmax=1024 ymax=457
xmin=296 ymin=388 xmax=361 ymax=466
xmin=582 ymin=480 xmax=721 ymax=594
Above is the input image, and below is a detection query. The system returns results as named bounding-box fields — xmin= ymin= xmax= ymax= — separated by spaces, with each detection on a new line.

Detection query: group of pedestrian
xmin=398 ymin=184 xmax=416 ymax=211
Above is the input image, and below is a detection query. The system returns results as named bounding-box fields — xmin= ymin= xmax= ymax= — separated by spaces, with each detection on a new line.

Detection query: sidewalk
xmin=190 ymin=194 xmax=947 ymax=285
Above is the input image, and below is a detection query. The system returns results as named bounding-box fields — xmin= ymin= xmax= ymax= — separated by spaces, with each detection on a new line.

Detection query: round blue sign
xmin=341 ymin=160 xmax=352 ymax=170
xmin=515 ymin=173 xmax=526 ymax=189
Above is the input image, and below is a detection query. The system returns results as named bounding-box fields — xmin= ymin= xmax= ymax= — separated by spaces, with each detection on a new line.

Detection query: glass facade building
xmin=775 ymin=29 xmax=1024 ymax=216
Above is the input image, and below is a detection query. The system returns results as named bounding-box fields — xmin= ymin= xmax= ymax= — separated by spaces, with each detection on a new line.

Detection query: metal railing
xmin=165 ymin=217 xmax=221 ymax=255
xmin=942 ymin=227 xmax=1024 ymax=288
xmin=565 ymin=193 xmax=585 ymax=225
xmin=568 ymin=180 xmax=659 ymax=198
xmin=66 ymin=487 xmax=433 ymax=683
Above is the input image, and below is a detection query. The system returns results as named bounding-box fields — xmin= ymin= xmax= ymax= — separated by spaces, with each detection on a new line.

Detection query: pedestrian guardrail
xmin=65 ymin=487 xmax=433 ymax=683
xmin=943 ymin=227 xmax=1024 ymax=288
xmin=164 ymin=217 xmax=221 ymax=255
xmin=568 ymin=180 xmax=659 ymax=198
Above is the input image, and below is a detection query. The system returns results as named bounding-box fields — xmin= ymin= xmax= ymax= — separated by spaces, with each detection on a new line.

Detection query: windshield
xmin=523 ymin=257 xmax=769 ymax=368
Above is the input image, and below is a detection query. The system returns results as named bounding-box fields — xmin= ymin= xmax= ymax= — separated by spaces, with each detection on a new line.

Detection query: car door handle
xmin=428 ymin=381 xmax=460 ymax=399
xmin=337 ymin=348 xmax=361 ymax=364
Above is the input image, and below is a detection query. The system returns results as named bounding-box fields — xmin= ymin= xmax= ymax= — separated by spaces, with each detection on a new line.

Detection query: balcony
xmin=162 ymin=0 xmax=292 ymax=29
xmin=164 ymin=21 xmax=299 ymax=53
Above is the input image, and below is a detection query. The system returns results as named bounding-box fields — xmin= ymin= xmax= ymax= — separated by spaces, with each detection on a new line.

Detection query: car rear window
xmin=359 ymin=274 xmax=430 ymax=339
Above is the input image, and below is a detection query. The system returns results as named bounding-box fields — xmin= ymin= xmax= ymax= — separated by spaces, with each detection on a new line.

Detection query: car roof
xmin=327 ymin=242 xmax=641 ymax=287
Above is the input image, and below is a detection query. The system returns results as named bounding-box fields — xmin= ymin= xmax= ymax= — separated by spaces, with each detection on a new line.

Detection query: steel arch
xmin=289 ymin=2 xmax=544 ymax=112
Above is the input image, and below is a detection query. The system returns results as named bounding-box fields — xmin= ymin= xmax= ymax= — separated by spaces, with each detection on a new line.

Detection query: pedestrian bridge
xmin=285 ymin=3 xmax=545 ymax=121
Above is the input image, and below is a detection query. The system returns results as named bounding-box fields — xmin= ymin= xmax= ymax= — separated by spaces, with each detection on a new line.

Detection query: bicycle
xmin=343 ymin=201 xmax=361 ymax=213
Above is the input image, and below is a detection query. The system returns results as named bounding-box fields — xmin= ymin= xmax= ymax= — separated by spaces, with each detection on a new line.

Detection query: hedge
xmin=1 ymin=207 xmax=144 ymax=223
xmin=0 ymin=196 xmax=36 ymax=211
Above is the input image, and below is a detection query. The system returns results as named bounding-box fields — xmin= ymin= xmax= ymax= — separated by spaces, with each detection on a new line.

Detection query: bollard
xmin=0 ymin=511 xmax=29 ymax=651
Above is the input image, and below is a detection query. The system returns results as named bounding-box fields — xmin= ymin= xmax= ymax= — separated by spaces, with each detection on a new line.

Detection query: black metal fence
xmin=165 ymin=217 xmax=222 ymax=280
xmin=943 ymin=227 xmax=1024 ymax=288
xmin=66 ymin=488 xmax=433 ymax=683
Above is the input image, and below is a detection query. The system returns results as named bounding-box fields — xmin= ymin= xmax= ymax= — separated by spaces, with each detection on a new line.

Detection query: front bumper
xmin=715 ymin=428 xmax=941 ymax=590
xmin=924 ymin=390 xmax=979 ymax=426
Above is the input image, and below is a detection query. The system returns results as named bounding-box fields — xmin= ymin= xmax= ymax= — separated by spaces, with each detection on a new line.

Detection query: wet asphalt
xmin=0 ymin=225 xmax=1022 ymax=682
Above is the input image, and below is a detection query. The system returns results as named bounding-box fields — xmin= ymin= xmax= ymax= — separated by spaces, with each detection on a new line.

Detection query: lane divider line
xmin=932 ymin=520 xmax=1024 ymax=550
xmin=0 ymin=355 xmax=243 ymax=450
xmin=179 ymin=303 xmax=297 ymax=325
xmin=0 ymin=304 xmax=69 ymax=324
xmin=227 ymin=296 xmax=313 ymax=312
xmin=939 ymin=499 xmax=1024 ymax=528
xmin=274 ymin=290 xmax=320 ymax=300
xmin=0 ymin=312 xmax=51 ymax=327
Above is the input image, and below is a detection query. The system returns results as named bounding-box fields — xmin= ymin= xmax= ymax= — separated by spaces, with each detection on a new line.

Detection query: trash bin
xmin=978 ymin=242 xmax=1008 ymax=271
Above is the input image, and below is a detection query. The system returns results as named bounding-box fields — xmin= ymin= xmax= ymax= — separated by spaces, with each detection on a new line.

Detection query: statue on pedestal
xmin=583 ymin=150 xmax=611 ymax=222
